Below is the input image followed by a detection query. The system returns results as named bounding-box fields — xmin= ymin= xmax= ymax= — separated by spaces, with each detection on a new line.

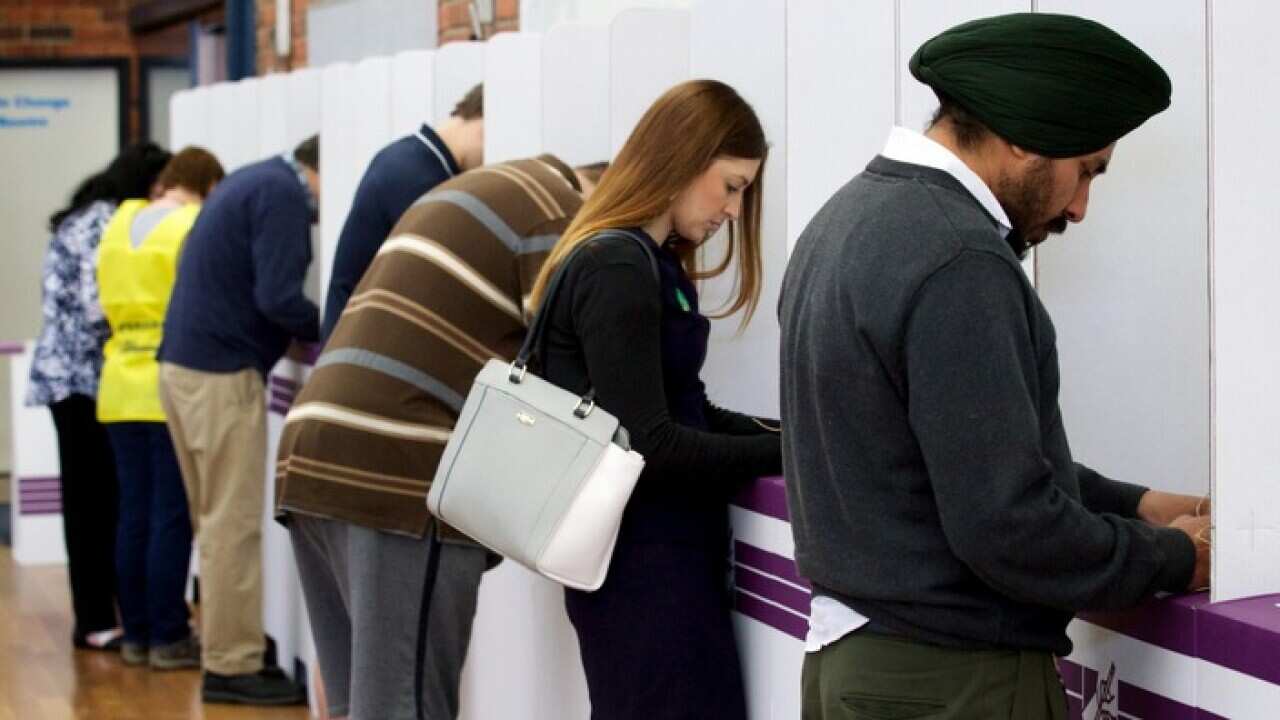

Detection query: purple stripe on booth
xmin=734 ymin=590 xmax=808 ymax=640
xmin=1065 ymin=694 xmax=1082 ymax=720
xmin=1117 ymin=681 xmax=1198 ymax=719
xmin=1077 ymin=591 xmax=1206 ymax=658
xmin=270 ymin=375 xmax=299 ymax=392
xmin=734 ymin=541 xmax=809 ymax=589
xmin=22 ymin=502 xmax=62 ymax=515
xmin=732 ymin=475 xmax=789 ymax=522
xmin=1196 ymin=593 xmax=1280 ymax=686
xmin=270 ymin=387 xmax=295 ymax=406
xmin=0 ymin=341 xmax=24 ymax=355
xmin=734 ymin=565 xmax=811 ymax=616
xmin=19 ymin=475 xmax=60 ymax=486
xmin=269 ymin=401 xmax=292 ymax=417
xmin=20 ymin=490 xmax=61 ymax=500
xmin=1058 ymin=658 xmax=1083 ymax=694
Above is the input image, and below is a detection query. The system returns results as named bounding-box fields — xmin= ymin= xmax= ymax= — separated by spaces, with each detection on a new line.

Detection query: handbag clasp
xmin=573 ymin=396 xmax=596 ymax=419
xmin=508 ymin=362 xmax=528 ymax=384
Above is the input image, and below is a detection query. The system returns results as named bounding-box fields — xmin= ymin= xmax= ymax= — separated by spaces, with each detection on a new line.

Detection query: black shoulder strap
xmin=514 ymin=229 xmax=660 ymax=372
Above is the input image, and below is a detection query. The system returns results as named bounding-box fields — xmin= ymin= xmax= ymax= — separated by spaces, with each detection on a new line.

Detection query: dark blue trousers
xmin=107 ymin=422 xmax=193 ymax=646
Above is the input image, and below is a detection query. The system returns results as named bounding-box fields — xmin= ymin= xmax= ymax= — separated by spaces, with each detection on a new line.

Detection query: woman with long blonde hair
xmin=533 ymin=79 xmax=781 ymax=719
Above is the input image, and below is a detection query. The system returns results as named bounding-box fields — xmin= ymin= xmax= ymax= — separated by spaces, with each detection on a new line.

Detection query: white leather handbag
xmin=427 ymin=231 xmax=653 ymax=590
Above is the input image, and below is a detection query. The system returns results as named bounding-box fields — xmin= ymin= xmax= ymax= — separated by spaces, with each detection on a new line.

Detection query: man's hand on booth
xmin=1137 ymin=490 xmax=1209 ymax=527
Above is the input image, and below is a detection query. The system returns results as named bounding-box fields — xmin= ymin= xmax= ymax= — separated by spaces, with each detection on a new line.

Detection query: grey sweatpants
xmin=289 ymin=515 xmax=489 ymax=719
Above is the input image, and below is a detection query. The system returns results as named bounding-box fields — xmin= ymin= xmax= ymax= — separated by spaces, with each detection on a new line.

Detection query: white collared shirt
xmin=803 ymin=126 xmax=1011 ymax=654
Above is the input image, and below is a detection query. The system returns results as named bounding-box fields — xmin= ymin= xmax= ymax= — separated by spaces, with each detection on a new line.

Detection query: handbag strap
xmin=511 ymin=229 xmax=661 ymax=413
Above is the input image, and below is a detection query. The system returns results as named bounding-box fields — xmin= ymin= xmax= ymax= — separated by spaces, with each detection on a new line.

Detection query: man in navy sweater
xmin=321 ymin=83 xmax=485 ymax=339
xmin=158 ymin=136 xmax=320 ymax=706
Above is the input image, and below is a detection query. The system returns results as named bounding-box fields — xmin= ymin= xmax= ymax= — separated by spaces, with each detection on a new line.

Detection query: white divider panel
xmin=484 ymin=32 xmax=545 ymax=164
xmin=168 ymin=88 xmax=209 ymax=152
xmin=391 ymin=50 xmax=436 ymax=138
xmin=785 ymin=1 xmax=896 ymax=251
xmin=352 ymin=56 xmax=396 ymax=172
xmin=1037 ymin=1 xmax=1210 ymax=500
xmin=458 ymin=29 xmax=591 ymax=719
xmin=542 ymin=23 xmax=610 ymax=167
xmin=7 ymin=345 xmax=66 ymax=566
xmin=608 ymin=7 xmax=690 ymax=154
xmin=897 ymin=0 xmax=1029 ymax=132
xmin=207 ymin=79 xmax=264 ymax=172
xmin=257 ymin=73 xmax=290 ymax=157
xmin=690 ymin=0 xmax=785 ymax=421
xmin=1210 ymin=0 xmax=1280 ymax=602
xmin=691 ymin=2 xmax=790 ymax=713
xmin=434 ymin=41 xmax=485 ymax=126
xmin=318 ymin=62 xmax=356 ymax=313
xmin=285 ymin=68 xmax=323 ymax=150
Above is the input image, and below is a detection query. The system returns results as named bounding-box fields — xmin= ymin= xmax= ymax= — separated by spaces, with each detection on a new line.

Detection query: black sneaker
xmin=201 ymin=668 xmax=306 ymax=705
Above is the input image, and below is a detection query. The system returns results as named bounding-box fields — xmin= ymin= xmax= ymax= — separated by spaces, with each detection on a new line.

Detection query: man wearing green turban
xmin=780 ymin=13 xmax=1211 ymax=719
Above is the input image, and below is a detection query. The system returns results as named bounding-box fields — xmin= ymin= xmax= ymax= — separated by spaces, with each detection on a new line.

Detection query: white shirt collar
xmin=881 ymin=126 xmax=1011 ymax=238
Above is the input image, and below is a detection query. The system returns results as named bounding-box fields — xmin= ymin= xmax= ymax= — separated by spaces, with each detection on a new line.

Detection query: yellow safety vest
xmin=97 ymin=199 xmax=200 ymax=423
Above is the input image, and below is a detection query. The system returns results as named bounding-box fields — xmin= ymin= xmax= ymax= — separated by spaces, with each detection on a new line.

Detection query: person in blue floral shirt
xmin=26 ymin=142 xmax=171 ymax=652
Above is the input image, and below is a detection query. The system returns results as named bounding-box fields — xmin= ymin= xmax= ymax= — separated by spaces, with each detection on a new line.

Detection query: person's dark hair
xmin=573 ymin=162 xmax=610 ymax=186
xmin=157 ymin=146 xmax=226 ymax=199
xmin=293 ymin=135 xmax=320 ymax=171
xmin=49 ymin=142 xmax=171 ymax=230
xmin=451 ymin=83 xmax=483 ymax=120
xmin=928 ymin=92 xmax=992 ymax=150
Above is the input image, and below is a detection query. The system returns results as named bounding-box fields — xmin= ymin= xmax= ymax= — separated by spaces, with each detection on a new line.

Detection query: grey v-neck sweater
xmin=778 ymin=156 xmax=1194 ymax=655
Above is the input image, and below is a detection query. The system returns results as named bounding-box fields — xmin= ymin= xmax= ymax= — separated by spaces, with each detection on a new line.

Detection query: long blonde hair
xmin=529 ymin=79 xmax=768 ymax=325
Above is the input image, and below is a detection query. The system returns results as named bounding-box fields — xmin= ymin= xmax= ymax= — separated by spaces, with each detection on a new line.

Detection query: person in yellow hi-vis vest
xmin=96 ymin=147 xmax=224 ymax=671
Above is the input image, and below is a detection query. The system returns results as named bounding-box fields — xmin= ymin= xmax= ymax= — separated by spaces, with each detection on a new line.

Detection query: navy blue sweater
xmin=321 ymin=124 xmax=459 ymax=339
xmin=160 ymin=156 xmax=319 ymax=377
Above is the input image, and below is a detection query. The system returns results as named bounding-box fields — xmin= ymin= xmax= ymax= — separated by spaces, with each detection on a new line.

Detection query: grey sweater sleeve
xmin=904 ymin=251 xmax=1194 ymax=611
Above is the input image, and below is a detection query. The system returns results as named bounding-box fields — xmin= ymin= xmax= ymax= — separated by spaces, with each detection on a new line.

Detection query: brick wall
xmin=0 ymin=0 xmax=210 ymax=142
xmin=438 ymin=0 xmax=518 ymax=44
xmin=255 ymin=0 xmax=307 ymax=73
xmin=253 ymin=0 xmax=522 ymax=75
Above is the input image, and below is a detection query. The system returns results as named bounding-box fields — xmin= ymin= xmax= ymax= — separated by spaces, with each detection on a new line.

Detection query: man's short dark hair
xmin=928 ymin=93 xmax=991 ymax=150
xmin=451 ymin=84 xmax=483 ymax=120
xmin=293 ymin=135 xmax=319 ymax=171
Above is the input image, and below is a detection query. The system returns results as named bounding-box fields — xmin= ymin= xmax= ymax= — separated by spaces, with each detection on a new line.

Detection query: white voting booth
xmin=4 ymin=1 xmax=1273 ymax=717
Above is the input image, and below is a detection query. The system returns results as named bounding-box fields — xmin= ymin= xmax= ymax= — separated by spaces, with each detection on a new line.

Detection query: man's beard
xmin=997 ymin=158 xmax=1069 ymax=258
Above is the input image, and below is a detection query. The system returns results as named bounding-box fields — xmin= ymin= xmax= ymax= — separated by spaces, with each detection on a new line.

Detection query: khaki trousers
xmin=802 ymin=631 xmax=1067 ymax=720
xmin=159 ymin=363 xmax=266 ymax=675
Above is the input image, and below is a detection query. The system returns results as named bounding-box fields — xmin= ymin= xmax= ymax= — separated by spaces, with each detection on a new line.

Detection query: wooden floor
xmin=0 ymin=546 xmax=310 ymax=720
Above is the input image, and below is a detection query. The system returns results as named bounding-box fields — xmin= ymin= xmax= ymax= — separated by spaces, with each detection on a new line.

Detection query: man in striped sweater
xmin=275 ymin=154 xmax=598 ymax=720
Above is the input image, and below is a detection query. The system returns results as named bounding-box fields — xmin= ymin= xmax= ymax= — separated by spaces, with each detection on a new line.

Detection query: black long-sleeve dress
xmin=541 ymin=228 xmax=781 ymax=719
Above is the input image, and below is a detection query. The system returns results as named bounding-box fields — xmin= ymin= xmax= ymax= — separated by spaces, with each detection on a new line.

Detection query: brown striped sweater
xmin=275 ymin=154 xmax=583 ymax=538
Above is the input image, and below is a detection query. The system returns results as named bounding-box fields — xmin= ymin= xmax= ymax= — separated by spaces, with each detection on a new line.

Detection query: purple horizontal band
xmin=1118 ymin=680 xmax=1197 ymax=719
xmin=270 ymin=375 xmax=299 ymax=392
xmin=268 ymin=401 xmax=291 ymax=417
xmin=1077 ymin=591 xmax=1206 ymax=658
xmin=735 ymin=565 xmax=811 ymax=616
xmin=734 ymin=590 xmax=807 ymax=640
xmin=22 ymin=502 xmax=62 ymax=514
xmin=732 ymin=475 xmax=789 ymax=522
xmin=1058 ymin=658 xmax=1083 ymax=692
xmin=0 ymin=341 xmax=24 ymax=355
xmin=270 ymin=387 xmax=294 ymax=405
xmin=18 ymin=475 xmax=60 ymax=485
xmin=20 ymin=490 xmax=61 ymax=500
xmin=1065 ymin=694 xmax=1082 ymax=720
xmin=734 ymin=540 xmax=809 ymax=589
xmin=1196 ymin=593 xmax=1280 ymax=686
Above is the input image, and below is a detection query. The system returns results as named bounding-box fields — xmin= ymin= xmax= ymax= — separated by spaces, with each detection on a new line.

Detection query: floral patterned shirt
xmin=26 ymin=200 xmax=116 ymax=406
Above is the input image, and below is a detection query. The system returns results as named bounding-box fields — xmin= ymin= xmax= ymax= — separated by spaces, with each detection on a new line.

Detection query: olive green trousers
xmin=802 ymin=632 xmax=1068 ymax=720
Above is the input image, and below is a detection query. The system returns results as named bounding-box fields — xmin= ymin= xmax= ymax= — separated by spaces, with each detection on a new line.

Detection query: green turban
xmin=909 ymin=13 xmax=1171 ymax=158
